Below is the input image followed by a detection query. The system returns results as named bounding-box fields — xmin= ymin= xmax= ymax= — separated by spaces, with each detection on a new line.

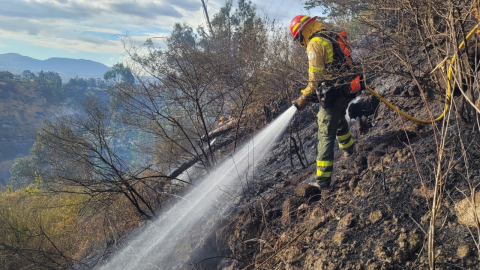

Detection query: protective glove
xmin=292 ymin=95 xmax=309 ymax=110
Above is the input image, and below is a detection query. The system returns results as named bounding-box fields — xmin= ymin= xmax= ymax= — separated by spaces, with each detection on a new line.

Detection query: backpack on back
xmin=313 ymin=30 xmax=364 ymax=99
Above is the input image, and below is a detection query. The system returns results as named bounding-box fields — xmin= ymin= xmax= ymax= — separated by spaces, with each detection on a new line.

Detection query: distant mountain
xmin=0 ymin=53 xmax=111 ymax=79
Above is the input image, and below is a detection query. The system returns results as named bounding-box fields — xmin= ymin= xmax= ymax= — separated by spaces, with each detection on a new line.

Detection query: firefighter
xmin=290 ymin=15 xmax=357 ymax=188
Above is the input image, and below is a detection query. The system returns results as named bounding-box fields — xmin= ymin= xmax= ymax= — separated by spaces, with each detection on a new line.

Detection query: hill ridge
xmin=0 ymin=53 xmax=111 ymax=78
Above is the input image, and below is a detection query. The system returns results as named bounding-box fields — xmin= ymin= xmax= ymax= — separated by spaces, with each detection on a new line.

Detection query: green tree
xmin=104 ymin=63 xmax=134 ymax=85
xmin=87 ymin=78 xmax=97 ymax=88
xmin=167 ymin=23 xmax=196 ymax=49
xmin=200 ymin=0 xmax=265 ymax=52
xmin=304 ymin=0 xmax=366 ymax=19
xmin=21 ymin=70 xmax=36 ymax=80
xmin=304 ymin=0 xmax=368 ymax=33
xmin=0 ymin=71 xmax=14 ymax=79
xmin=9 ymin=157 xmax=35 ymax=190
xmin=8 ymin=140 xmax=51 ymax=190
xmin=66 ymin=77 xmax=88 ymax=90
xmin=36 ymin=71 xmax=63 ymax=103
xmin=204 ymin=0 xmax=233 ymax=43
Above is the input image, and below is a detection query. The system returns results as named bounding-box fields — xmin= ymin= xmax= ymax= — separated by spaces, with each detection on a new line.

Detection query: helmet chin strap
xmin=300 ymin=34 xmax=306 ymax=47
xmin=295 ymin=32 xmax=306 ymax=47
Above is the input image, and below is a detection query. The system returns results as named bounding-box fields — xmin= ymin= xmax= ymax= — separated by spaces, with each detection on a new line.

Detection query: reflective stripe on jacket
xmin=301 ymin=35 xmax=333 ymax=98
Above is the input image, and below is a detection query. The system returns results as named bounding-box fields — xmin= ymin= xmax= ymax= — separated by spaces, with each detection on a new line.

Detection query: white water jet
xmin=99 ymin=106 xmax=297 ymax=270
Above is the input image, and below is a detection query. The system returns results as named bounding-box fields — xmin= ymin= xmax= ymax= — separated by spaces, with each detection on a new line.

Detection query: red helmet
xmin=290 ymin=15 xmax=317 ymax=39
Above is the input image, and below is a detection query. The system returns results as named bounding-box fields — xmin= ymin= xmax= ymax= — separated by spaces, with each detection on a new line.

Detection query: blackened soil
xmin=193 ymin=85 xmax=480 ymax=269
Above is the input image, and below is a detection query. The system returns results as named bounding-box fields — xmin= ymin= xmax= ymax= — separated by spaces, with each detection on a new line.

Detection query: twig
xmin=242 ymin=229 xmax=307 ymax=270
xmin=381 ymin=158 xmax=387 ymax=193
xmin=409 ymin=213 xmax=428 ymax=236
xmin=39 ymin=226 xmax=75 ymax=270
xmin=295 ymin=119 xmax=309 ymax=165
xmin=291 ymin=136 xmax=306 ymax=168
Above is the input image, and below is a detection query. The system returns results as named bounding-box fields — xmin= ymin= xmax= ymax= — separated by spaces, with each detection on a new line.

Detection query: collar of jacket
xmin=300 ymin=20 xmax=324 ymax=47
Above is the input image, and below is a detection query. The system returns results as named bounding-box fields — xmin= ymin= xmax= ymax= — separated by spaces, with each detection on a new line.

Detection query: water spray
xmin=99 ymin=106 xmax=297 ymax=270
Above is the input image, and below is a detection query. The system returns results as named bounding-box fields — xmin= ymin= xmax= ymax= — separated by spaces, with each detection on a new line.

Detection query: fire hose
xmin=365 ymin=23 xmax=479 ymax=124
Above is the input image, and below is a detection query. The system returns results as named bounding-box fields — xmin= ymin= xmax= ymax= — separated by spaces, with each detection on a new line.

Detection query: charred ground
xmin=185 ymin=81 xmax=480 ymax=269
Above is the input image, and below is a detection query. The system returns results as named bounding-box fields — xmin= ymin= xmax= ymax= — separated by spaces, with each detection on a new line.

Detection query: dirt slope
xmin=195 ymin=84 xmax=480 ymax=269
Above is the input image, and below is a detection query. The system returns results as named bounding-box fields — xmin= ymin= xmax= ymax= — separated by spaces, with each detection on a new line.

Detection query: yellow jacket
xmin=299 ymin=21 xmax=334 ymax=98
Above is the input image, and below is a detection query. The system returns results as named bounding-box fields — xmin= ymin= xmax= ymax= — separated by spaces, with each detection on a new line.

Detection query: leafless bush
xmin=36 ymin=97 xmax=163 ymax=220
xmin=355 ymin=1 xmax=479 ymax=268
xmin=307 ymin=0 xmax=479 ymax=268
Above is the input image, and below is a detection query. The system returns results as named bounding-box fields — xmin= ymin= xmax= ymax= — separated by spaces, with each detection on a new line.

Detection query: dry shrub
xmin=0 ymin=183 xmax=149 ymax=269
xmin=349 ymin=1 xmax=479 ymax=268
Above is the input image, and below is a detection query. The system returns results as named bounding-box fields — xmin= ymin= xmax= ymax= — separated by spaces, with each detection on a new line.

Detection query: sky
xmin=0 ymin=0 xmax=323 ymax=67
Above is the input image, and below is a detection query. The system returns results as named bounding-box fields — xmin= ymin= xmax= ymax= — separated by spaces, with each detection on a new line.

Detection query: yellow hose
xmin=366 ymin=24 xmax=479 ymax=124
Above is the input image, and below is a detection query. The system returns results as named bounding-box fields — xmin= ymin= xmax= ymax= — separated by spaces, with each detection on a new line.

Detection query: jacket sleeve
xmin=301 ymin=38 xmax=329 ymax=98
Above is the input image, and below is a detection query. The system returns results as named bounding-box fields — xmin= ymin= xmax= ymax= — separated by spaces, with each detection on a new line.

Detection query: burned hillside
xmin=201 ymin=81 xmax=480 ymax=270
xmin=2 ymin=0 xmax=480 ymax=269
xmin=187 ymin=1 xmax=480 ymax=268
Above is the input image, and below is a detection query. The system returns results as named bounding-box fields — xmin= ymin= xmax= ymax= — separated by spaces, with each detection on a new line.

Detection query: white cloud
xmin=0 ymin=0 xmax=203 ymax=21
xmin=0 ymin=0 xmax=323 ymax=65
xmin=0 ymin=0 xmax=196 ymax=56
xmin=0 ymin=26 xmax=124 ymax=54
xmin=75 ymin=25 xmax=123 ymax=35
xmin=78 ymin=33 xmax=115 ymax=45
xmin=110 ymin=1 xmax=182 ymax=19
xmin=0 ymin=0 xmax=100 ymax=20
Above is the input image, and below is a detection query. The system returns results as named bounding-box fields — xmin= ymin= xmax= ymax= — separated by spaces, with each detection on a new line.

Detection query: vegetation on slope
xmin=1 ymin=0 xmax=480 ymax=269
xmin=0 ymin=69 xmax=111 ymax=188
